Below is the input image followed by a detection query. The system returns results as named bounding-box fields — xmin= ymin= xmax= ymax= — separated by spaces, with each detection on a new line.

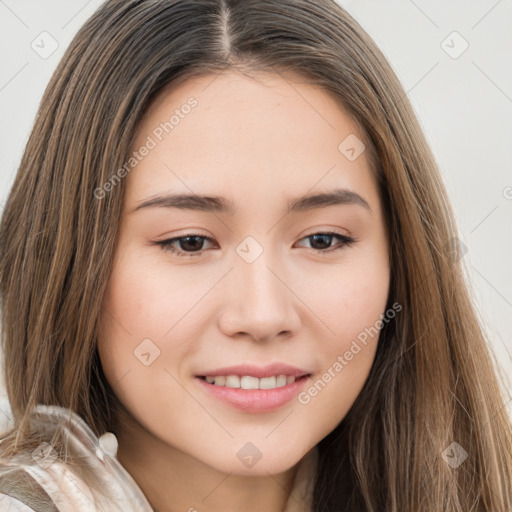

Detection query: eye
xmin=294 ymin=231 xmax=357 ymax=255
xmin=155 ymin=235 xmax=217 ymax=257
xmin=154 ymin=231 xmax=357 ymax=258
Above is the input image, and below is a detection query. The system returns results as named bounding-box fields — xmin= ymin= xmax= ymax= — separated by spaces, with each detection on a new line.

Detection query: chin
xmin=199 ymin=443 xmax=311 ymax=477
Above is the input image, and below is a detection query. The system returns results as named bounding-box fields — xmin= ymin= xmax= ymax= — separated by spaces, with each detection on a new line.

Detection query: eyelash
xmin=154 ymin=231 xmax=357 ymax=258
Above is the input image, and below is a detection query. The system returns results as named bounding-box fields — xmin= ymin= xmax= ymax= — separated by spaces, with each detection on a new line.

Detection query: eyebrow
xmin=132 ymin=188 xmax=372 ymax=215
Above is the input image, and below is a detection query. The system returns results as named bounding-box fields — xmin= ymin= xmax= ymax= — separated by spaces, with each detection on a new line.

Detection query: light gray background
xmin=0 ymin=1 xmax=511 ymax=431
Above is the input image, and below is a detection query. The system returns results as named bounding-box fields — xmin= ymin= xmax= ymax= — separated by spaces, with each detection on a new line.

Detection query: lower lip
xmin=194 ymin=375 xmax=311 ymax=413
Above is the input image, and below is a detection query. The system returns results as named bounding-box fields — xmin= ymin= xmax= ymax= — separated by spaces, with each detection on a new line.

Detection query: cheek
xmin=99 ymin=246 xmax=201 ymax=341
xmin=304 ymin=239 xmax=389 ymax=349
xmin=96 ymin=249 xmax=186 ymax=389
xmin=295 ymin=249 xmax=389 ymax=431
xmin=96 ymin=255 xmax=200 ymax=427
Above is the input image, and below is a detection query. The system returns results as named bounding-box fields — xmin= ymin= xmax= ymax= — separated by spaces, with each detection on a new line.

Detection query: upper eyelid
xmin=158 ymin=231 xmax=354 ymax=251
xmin=159 ymin=231 xmax=350 ymax=243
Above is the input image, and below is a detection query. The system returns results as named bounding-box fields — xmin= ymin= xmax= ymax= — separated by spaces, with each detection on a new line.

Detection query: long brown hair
xmin=0 ymin=1 xmax=510 ymax=510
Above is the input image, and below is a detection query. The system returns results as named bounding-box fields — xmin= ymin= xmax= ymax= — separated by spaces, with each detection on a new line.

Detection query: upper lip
xmin=196 ymin=363 xmax=311 ymax=379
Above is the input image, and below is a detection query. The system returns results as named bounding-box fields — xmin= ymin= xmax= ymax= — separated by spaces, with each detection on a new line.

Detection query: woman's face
xmin=98 ymin=69 xmax=390 ymax=476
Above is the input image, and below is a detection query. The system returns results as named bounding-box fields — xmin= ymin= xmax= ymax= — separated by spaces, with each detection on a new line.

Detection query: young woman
xmin=0 ymin=0 xmax=510 ymax=511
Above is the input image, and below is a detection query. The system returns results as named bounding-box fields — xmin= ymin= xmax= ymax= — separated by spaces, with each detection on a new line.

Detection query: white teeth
xmin=241 ymin=376 xmax=260 ymax=389
xmin=203 ymin=374 xmax=298 ymax=389
xmin=258 ymin=376 xmax=276 ymax=389
xmin=225 ymin=375 xmax=240 ymax=388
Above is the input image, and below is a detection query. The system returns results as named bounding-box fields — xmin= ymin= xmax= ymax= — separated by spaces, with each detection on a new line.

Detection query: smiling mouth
xmin=196 ymin=374 xmax=310 ymax=390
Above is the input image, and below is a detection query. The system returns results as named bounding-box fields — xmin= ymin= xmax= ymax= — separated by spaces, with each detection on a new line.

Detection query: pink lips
xmin=196 ymin=362 xmax=310 ymax=379
xmin=194 ymin=362 xmax=312 ymax=413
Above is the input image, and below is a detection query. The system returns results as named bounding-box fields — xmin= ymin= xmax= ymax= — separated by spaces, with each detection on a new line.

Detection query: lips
xmin=195 ymin=362 xmax=311 ymax=379
xmin=195 ymin=371 xmax=311 ymax=413
xmin=193 ymin=362 xmax=313 ymax=412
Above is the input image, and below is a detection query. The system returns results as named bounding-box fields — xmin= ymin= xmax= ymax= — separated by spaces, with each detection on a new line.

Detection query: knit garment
xmin=0 ymin=405 xmax=318 ymax=511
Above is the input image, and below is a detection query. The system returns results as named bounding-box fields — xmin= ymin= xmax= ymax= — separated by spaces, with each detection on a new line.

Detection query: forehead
xmin=125 ymin=69 xmax=378 ymax=213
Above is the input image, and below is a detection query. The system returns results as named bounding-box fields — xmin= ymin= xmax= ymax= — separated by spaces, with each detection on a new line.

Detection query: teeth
xmin=225 ymin=375 xmax=240 ymax=388
xmin=204 ymin=374 xmax=298 ymax=389
xmin=242 ymin=376 xmax=261 ymax=389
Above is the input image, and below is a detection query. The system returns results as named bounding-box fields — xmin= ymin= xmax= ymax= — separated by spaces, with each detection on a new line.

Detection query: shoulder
xmin=0 ymin=405 xmax=153 ymax=511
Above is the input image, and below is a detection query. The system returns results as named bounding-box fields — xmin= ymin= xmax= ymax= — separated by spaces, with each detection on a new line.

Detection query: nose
xmin=217 ymin=246 xmax=301 ymax=342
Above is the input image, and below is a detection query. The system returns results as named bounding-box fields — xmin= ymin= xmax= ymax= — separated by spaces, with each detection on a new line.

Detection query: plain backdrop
xmin=0 ymin=1 xmax=511 ymax=431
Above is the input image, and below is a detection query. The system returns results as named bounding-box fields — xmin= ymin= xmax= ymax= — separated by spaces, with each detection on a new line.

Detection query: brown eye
xmin=295 ymin=232 xmax=356 ymax=254
xmin=155 ymin=235 xmax=216 ymax=257
xmin=155 ymin=231 xmax=356 ymax=259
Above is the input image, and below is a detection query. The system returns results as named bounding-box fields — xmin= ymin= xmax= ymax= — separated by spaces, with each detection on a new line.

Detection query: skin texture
xmin=97 ymin=69 xmax=390 ymax=512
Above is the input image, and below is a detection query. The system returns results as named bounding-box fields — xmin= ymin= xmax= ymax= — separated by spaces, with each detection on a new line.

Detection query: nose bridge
xmin=219 ymin=235 xmax=299 ymax=340
xmin=237 ymin=235 xmax=287 ymax=309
